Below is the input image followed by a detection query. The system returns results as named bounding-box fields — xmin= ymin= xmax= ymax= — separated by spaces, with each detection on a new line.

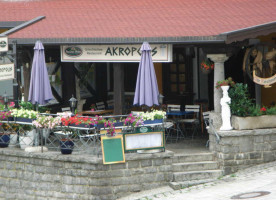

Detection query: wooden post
xmin=113 ymin=63 xmax=124 ymax=115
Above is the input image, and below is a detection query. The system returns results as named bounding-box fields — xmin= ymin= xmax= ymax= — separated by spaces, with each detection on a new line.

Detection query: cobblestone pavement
xmin=119 ymin=161 xmax=276 ymax=200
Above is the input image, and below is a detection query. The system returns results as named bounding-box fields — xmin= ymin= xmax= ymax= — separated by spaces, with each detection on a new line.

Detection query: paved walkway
xmin=119 ymin=161 xmax=276 ymax=200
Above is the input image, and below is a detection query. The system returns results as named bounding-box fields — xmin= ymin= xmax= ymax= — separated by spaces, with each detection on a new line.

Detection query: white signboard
xmin=0 ymin=36 xmax=8 ymax=52
xmin=61 ymin=44 xmax=172 ymax=62
xmin=0 ymin=63 xmax=14 ymax=81
xmin=125 ymin=132 xmax=163 ymax=150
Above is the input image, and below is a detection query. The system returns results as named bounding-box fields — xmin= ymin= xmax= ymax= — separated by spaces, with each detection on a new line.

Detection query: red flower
xmin=260 ymin=107 xmax=266 ymax=112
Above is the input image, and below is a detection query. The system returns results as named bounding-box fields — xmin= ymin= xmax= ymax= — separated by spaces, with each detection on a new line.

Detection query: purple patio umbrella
xmin=28 ymin=41 xmax=53 ymax=105
xmin=133 ymin=42 xmax=159 ymax=107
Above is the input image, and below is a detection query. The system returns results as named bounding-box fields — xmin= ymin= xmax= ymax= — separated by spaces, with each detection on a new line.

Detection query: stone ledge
xmin=210 ymin=128 xmax=276 ymax=137
xmin=0 ymin=148 xmax=174 ymax=164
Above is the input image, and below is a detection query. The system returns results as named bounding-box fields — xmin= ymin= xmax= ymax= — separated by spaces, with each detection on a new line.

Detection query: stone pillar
xmin=207 ymin=54 xmax=228 ymax=113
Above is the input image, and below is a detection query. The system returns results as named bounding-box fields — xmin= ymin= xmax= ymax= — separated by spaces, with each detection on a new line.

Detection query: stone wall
xmin=0 ymin=149 xmax=173 ymax=200
xmin=208 ymin=112 xmax=276 ymax=175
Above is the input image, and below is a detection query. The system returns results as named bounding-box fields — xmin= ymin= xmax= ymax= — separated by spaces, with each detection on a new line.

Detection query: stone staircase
xmin=169 ymin=152 xmax=223 ymax=190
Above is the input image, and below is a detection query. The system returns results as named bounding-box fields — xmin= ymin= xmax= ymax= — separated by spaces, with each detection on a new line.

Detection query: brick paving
xmin=119 ymin=161 xmax=276 ymax=200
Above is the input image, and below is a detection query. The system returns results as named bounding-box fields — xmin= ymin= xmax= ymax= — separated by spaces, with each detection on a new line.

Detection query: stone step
xmin=173 ymin=153 xmax=214 ymax=163
xmin=169 ymin=179 xmax=216 ymax=190
xmin=172 ymin=161 xmax=219 ymax=172
xmin=173 ymin=170 xmax=223 ymax=182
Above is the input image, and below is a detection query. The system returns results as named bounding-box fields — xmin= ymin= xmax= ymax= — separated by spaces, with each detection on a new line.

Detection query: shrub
xmin=228 ymin=83 xmax=254 ymax=117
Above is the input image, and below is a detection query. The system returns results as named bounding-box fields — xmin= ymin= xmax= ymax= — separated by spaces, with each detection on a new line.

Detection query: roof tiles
xmin=0 ymin=0 xmax=275 ymax=40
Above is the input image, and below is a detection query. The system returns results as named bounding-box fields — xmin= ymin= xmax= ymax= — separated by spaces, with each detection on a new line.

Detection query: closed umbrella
xmin=28 ymin=40 xmax=53 ymax=105
xmin=133 ymin=42 xmax=159 ymax=107
xmin=28 ymin=40 xmax=53 ymax=152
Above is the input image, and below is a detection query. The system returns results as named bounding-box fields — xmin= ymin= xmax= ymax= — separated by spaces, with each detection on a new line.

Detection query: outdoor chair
xmin=106 ymin=99 xmax=114 ymax=109
xmin=61 ymin=107 xmax=71 ymax=112
xmin=166 ymin=104 xmax=186 ymax=142
xmin=180 ymin=104 xmax=200 ymax=139
xmin=96 ymin=102 xmax=105 ymax=110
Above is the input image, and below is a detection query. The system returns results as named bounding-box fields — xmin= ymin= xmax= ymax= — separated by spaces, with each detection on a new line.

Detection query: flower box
xmin=144 ymin=119 xmax=163 ymax=124
xmin=231 ymin=115 xmax=276 ymax=130
xmin=15 ymin=117 xmax=34 ymax=123
xmin=69 ymin=123 xmax=93 ymax=128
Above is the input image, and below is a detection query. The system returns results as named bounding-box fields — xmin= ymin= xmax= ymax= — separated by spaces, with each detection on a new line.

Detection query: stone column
xmin=207 ymin=54 xmax=228 ymax=113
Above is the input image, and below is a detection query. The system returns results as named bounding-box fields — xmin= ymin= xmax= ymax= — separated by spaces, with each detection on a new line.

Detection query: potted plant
xmin=124 ymin=113 xmax=144 ymax=129
xmin=10 ymin=109 xmax=38 ymax=123
xmin=215 ymin=77 xmax=236 ymax=89
xmin=229 ymin=83 xmax=276 ymax=130
xmin=59 ymin=114 xmax=79 ymax=154
xmin=0 ymin=123 xmax=18 ymax=147
xmin=200 ymin=58 xmax=214 ymax=74
xmin=103 ymin=121 xmax=116 ymax=137
xmin=141 ymin=110 xmax=166 ymax=124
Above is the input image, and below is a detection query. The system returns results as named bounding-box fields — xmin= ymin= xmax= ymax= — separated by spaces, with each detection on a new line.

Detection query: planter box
xmin=15 ymin=117 xmax=33 ymax=123
xmin=69 ymin=123 xmax=92 ymax=128
xmin=144 ymin=119 xmax=163 ymax=124
xmin=231 ymin=115 xmax=276 ymax=130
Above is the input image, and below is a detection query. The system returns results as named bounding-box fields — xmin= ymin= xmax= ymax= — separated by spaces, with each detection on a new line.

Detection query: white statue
xmin=220 ymin=86 xmax=233 ymax=130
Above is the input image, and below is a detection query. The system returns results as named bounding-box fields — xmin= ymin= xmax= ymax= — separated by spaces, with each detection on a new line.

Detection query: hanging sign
xmin=0 ymin=36 xmax=8 ymax=52
xmin=0 ymin=63 xmax=14 ymax=81
xmin=61 ymin=44 xmax=172 ymax=62
xmin=253 ymin=70 xmax=276 ymax=88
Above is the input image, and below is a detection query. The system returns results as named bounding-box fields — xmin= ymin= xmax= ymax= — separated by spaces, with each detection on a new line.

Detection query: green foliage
xmin=19 ymin=101 xmax=50 ymax=113
xmin=248 ymin=105 xmax=262 ymax=116
xmin=19 ymin=101 xmax=33 ymax=110
xmin=266 ymin=106 xmax=276 ymax=115
xmin=0 ymin=104 xmax=4 ymax=111
xmin=216 ymin=77 xmax=235 ymax=89
xmin=228 ymin=83 xmax=254 ymax=117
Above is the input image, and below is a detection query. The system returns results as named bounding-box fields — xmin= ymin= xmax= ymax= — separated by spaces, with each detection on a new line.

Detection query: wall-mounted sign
xmin=253 ymin=70 xmax=276 ymax=88
xmin=61 ymin=44 xmax=172 ymax=62
xmin=0 ymin=36 xmax=8 ymax=52
xmin=0 ymin=63 xmax=14 ymax=81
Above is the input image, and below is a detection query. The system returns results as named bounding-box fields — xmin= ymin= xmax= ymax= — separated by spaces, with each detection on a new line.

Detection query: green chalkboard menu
xmin=101 ymin=135 xmax=125 ymax=165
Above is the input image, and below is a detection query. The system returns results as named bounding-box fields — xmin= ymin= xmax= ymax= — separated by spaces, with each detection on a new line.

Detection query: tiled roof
xmin=0 ymin=0 xmax=275 ymax=42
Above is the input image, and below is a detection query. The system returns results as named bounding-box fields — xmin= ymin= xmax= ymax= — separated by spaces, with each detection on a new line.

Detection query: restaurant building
xmin=0 ymin=0 xmax=275 ymax=114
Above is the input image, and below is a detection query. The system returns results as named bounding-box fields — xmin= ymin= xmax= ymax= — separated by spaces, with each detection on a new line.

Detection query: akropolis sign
xmin=0 ymin=63 xmax=14 ymax=81
xmin=61 ymin=44 xmax=172 ymax=62
xmin=0 ymin=36 xmax=8 ymax=52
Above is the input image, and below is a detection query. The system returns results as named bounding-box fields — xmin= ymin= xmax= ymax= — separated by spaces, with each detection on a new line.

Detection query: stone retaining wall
xmin=208 ymin=112 xmax=276 ymax=175
xmin=0 ymin=149 xmax=173 ymax=200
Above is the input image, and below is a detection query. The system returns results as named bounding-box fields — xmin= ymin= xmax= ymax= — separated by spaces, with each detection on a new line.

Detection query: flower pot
xmin=60 ymin=139 xmax=74 ymax=154
xmin=0 ymin=133 xmax=10 ymax=148
xmin=9 ymin=132 xmax=18 ymax=146
xmin=42 ymin=129 xmax=50 ymax=138
xmin=19 ymin=130 xmax=35 ymax=149
xmin=231 ymin=115 xmax=276 ymax=130
xmin=19 ymin=136 xmax=34 ymax=149
xmin=200 ymin=67 xmax=212 ymax=74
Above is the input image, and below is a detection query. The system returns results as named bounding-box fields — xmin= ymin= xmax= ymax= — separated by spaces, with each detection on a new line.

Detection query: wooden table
xmin=78 ymin=109 xmax=113 ymax=116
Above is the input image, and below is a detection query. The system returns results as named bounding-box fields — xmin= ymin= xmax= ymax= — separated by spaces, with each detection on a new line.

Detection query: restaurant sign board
xmin=0 ymin=63 xmax=14 ymax=81
xmin=0 ymin=36 xmax=8 ymax=52
xmin=61 ymin=44 xmax=172 ymax=62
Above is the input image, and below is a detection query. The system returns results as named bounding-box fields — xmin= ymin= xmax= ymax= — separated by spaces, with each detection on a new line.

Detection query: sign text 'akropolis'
xmin=61 ymin=44 xmax=172 ymax=62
